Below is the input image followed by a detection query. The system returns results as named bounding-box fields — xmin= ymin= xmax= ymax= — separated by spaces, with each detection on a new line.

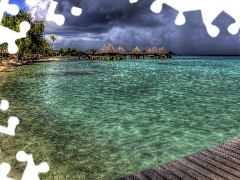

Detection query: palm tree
xmin=50 ymin=35 xmax=57 ymax=43
xmin=90 ymin=49 xmax=97 ymax=55
xmin=49 ymin=35 xmax=57 ymax=57
xmin=0 ymin=44 xmax=7 ymax=58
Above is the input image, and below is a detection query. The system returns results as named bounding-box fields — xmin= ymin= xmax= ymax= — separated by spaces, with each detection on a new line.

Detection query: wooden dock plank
xmin=227 ymin=142 xmax=240 ymax=150
xmin=180 ymin=158 xmax=226 ymax=180
xmin=152 ymin=166 xmax=181 ymax=180
xmin=201 ymin=150 xmax=240 ymax=171
xmin=170 ymin=161 xmax=211 ymax=180
xmin=192 ymin=152 xmax=240 ymax=179
xmin=218 ymin=143 xmax=240 ymax=155
xmin=212 ymin=146 xmax=240 ymax=160
xmin=161 ymin=163 xmax=195 ymax=180
xmin=179 ymin=158 xmax=224 ymax=180
xmin=223 ymin=142 xmax=240 ymax=152
xmin=224 ymin=138 xmax=240 ymax=145
xmin=207 ymin=148 xmax=240 ymax=165
xmin=141 ymin=169 xmax=165 ymax=180
xmin=120 ymin=138 xmax=240 ymax=180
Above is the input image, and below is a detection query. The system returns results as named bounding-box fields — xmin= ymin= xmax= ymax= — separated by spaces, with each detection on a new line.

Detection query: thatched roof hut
xmin=131 ymin=46 xmax=143 ymax=55
xmin=98 ymin=43 xmax=117 ymax=54
xmin=145 ymin=46 xmax=169 ymax=55
xmin=107 ymin=43 xmax=116 ymax=53
xmin=151 ymin=46 xmax=159 ymax=54
xmin=146 ymin=48 xmax=152 ymax=54
xmin=116 ymin=45 xmax=126 ymax=54
xmin=96 ymin=44 xmax=169 ymax=58
xmin=99 ymin=44 xmax=107 ymax=51
xmin=159 ymin=47 xmax=168 ymax=55
xmin=98 ymin=44 xmax=108 ymax=54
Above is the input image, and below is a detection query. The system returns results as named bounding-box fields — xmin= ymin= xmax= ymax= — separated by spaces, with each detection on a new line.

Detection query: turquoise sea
xmin=1 ymin=56 xmax=240 ymax=179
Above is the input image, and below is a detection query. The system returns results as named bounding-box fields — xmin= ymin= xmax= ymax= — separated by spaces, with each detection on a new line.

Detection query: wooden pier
xmin=120 ymin=138 xmax=240 ymax=180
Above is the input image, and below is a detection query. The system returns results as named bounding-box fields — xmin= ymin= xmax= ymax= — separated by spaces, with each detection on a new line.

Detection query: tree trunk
xmin=15 ymin=54 xmax=19 ymax=63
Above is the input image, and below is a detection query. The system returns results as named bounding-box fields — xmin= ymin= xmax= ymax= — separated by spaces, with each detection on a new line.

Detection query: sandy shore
xmin=0 ymin=66 xmax=7 ymax=71
xmin=47 ymin=57 xmax=61 ymax=61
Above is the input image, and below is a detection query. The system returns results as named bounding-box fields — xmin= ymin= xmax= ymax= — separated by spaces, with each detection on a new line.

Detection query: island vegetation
xmin=0 ymin=10 xmax=79 ymax=66
xmin=0 ymin=10 xmax=54 ymax=62
xmin=0 ymin=9 xmax=174 ymax=68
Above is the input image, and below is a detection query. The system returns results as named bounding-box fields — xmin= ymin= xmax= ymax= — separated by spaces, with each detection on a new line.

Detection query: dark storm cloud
xmin=52 ymin=0 xmax=163 ymax=31
xmin=37 ymin=0 xmax=240 ymax=55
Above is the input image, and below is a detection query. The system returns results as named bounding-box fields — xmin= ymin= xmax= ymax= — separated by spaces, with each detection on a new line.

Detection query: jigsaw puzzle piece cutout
xmin=46 ymin=0 xmax=82 ymax=25
xmin=129 ymin=0 xmax=138 ymax=3
xmin=71 ymin=6 xmax=82 ymax=16
xmin=223 ymin=0 xmax=240 ymax=35
xmin=150 ymin=0 xmax=202 ymax=25
xmin=175 ymin=12 xmax=186 ymax=25
xmin=0 ymin=21 xmax=30 ymax=54
xmin=0 ymin=163 xmax=14 ymax=180
xmin=151 ymin=0 xmax=204 ymax=15
xmin=150 ymin=0 xmax=224 ymax=37
xmin=0 ymin=0 xmax=19 ymax=21
xmin=228 ymin=23 xmax=239 ymax=35
xmin=0 ymin=116 xmax=19 ymax=136
xmin=0 ymin=100 xmax=9 ymax=111
xmin=46 ymin=0 xmax=65 ymax=26
xmin=16 ymin=151 xmax=49 ymax=180
xmin=25 ymin=0 xmax=38 ymax=7
xmin=201 ymin=7 xmax=221 ymax=37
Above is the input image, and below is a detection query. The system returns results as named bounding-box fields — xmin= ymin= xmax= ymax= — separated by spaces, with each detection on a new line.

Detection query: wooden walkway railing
xmin=120 ymin=138 xmax=240 ymax=180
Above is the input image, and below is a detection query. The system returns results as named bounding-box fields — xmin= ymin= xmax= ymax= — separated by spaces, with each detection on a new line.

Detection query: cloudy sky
xmin=9 ymin=0 xmax=240 ymax=55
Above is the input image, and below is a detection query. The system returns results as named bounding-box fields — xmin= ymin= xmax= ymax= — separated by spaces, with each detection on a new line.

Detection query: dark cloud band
xmin=30 ymin=0 xmax=240 ymax=55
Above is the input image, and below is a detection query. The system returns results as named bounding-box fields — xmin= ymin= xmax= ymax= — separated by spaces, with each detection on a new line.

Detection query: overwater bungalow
xmin=86 ymin=43 xmax=171 ymax=60
xmin=152 ymin=46 xmax=159 ymax=53
xmin=145 ymin=46 xmax=171 ymax=58
xmin=146 ymin=48 xmax=152 ymax=54
xmin=116 ymin=45 xmax=126 ymax=55
xmin=130 ymin=46 xmax=144 ymax=59
xmin=159 ymin=47 xmax=169 ymax=57
xmin=88 ymin=43 xmax=126 ymax=60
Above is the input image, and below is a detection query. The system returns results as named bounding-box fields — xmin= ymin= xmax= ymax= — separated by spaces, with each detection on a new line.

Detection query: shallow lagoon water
xmin=1 ymin=57 xmax=240 ymax=179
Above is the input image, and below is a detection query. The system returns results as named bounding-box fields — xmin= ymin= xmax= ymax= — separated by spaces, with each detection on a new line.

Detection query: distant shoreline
xmin=0 ymin=56 xmax=62 ymax=67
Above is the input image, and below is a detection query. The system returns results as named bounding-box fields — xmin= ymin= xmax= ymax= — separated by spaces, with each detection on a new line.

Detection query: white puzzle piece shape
xmin=0 ymin=0 xmax=31 ymax=54
xmin=0 ymin=0 xmax=19 ymax=22
xmin=129 ymin=0 xmax=138 ymax=4
xmin=25 ymin=0 xmax=38 ymax=7
xmin=46 ymin=0 xmax=82 ymax=26
xmin=46 ymin=0 xmax=65 ymax=26
xmin=71 ymin=6 xmax=82 ymax=16
xmin=16 ymin=151 xmax=50 ymax=180
xmin=0 ymin=100 xmax=9 ymax=111
xmin=150 ymin=0 xmax=240 ymax=37
xmin=0 ymin=163 xmax=14 ymax=180
xmin=0 ymin=21 xmax=31 ymax=54
xmin=0 ymin=116 xmax=19 ymax=136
